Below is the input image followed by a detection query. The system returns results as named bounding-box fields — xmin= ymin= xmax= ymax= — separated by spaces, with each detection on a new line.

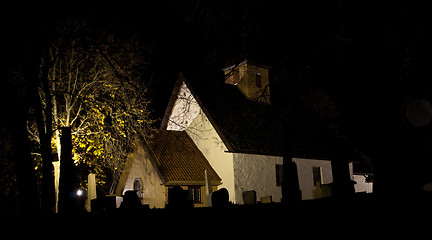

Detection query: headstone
xmin=91 ymin=195 xmax=123 ymax=213
xmin=206 ymin=193 xmax=213 ymax=207
xmin=120 ymin=190 xmax=143 ymax=211
xmin=86 ymin=173 xmax=97 ymax=212
xmin=211 ymin=188 xmax=229 ymax=208
xmin=312 ymin=181 xmax=332 ymax=199
xmin=242 ymin=190 xmax=256 ymax=205
xmin=205 ymin=169 xmax=212 ymax=195
xmin=260 ymin=196 xmax=272 ymax=204
xmin=205 ymin=169 xmax=213 ymax=207
xmin=166 ymin=186 xmax=193 ymax=209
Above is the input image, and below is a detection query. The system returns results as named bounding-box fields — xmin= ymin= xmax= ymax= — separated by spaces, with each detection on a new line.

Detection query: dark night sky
xmin=128 ymin=1 xmax=430 ymax=194
xmin=5 ymin=1 xmax=432 ymax=195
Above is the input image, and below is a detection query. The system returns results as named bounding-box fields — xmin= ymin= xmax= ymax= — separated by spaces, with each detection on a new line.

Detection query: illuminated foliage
xmin=27 ymin=17 xmax=154 ymax=194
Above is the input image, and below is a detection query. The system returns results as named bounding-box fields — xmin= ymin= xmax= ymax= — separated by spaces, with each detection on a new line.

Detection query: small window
xmin=313 ymin=167 xmax=322 ymax=187
xmin=256 ymin=73 xmax=262 ymax=88
xmin=276 ymin=164 xmax=284 ymax=186
xmin=188 ymin=186 xmax=202 ymax=203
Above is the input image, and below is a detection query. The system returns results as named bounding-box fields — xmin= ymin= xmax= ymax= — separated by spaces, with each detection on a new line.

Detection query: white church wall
xmin=353 ymin=175 xmax=373 ymax=193
xmin=165 ymin=82 xmax=236 ymax=203
xmin=233 ymin=153 xmax=283 ymax=204
xmin=293 ymin=158 xmax=333 ymax=200
xmin=164 ymin=80 xmax=367 ymax=204
xmin=185 ymin=109 xmax=236 ymax=203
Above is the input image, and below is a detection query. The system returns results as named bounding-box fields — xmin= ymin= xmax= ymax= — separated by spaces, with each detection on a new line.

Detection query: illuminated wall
xmin=165 ymin=81 xmax=236 ymax=202
xmin=293 ymin=158 xmax=334 ymax=200
xmin=120 ymin=146 xmax=166 ymax=208
xmin=185 ymin=108 xmax=237 ymax=203
xmin=166 ymin=82 xmax=201 ymax=131
xmin=233 ymin=153 xmax=283 ymax=203
xmin=353 ymin=174 xmax=373 ymax=193
xmin=165 ymin=79 xmax=365 ymax=204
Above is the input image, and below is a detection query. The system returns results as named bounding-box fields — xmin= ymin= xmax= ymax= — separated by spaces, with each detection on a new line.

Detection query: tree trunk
xmin=58 ymin=127 xmax=78 ymax=214
xmin=281 ymin=153 xmax=302 ymax=203
xmin=34 ymin=63 xmax=56 ymax=214
xmin=52 ymin=81 xmax=62 ymax=212
xmin=40 ymin=133 xmax=55 ymax=213
xmin=281 ymin=128 xmax=302 ymax=203
xmin=11 ymin=115 xmax=40 ymax=215
xmin=329 ymin=136 xmax=355 ymax=199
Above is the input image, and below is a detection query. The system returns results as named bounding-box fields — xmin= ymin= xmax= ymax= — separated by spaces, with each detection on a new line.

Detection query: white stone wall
xmin=164 ymin=81 xmax=369 ymax=204
xmin=233 ymin=153 xmax=283 ymax=203
xmin=353 ymin=174 xmax=373 ymax=193
xmin=185 ymin=108 xmax=237 ymax=203
xmin=293 ymin=158 xmax=334 ymax=200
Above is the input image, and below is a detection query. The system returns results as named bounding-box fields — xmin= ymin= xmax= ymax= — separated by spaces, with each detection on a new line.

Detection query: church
xmin=116 ymin=60 xmax=373 ymax=207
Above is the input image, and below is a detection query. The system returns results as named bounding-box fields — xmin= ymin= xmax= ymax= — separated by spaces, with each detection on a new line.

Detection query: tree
xmin=4 ymin=12 xmax=52 ymax=214
xmin=26 ymin=16 xmax=154 ymax=212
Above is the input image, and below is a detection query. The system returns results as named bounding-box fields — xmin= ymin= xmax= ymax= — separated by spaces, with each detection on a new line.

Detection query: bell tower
xmin=222 ymin=59 xmax=271 ymax=104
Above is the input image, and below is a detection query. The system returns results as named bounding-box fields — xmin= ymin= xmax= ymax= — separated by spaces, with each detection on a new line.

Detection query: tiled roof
xmin=199 ymin=82 xmax=285 ymax=155
xmin=147 ymin=130 xmax=221 ymax=185
xmin=176 ymin=71 xmax=334 ymax=159
xmin=161 ymin=69 xmax=373 ymax=174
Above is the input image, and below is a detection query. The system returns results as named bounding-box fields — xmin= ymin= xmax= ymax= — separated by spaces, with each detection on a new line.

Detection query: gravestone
xmin=242 ymin=190 xmax=256 ymax=205
xmin=260 ymin=196 xmax=272 ymax=204
xmin=166 ymin=186 xmax=193 ymax=209
xmin=211 ymin=188 xmax=229 ymax=208
xmin=86 ymin=173 xmax=97 ymax=212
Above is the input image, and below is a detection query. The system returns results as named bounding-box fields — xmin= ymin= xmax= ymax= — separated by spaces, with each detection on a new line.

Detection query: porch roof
xmin=146 ymin=130 xmax=222 ymax=185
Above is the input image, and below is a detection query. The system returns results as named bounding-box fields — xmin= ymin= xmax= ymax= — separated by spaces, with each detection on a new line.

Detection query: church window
xmin=188 ymin=186 xmax=202 ymax=203
xmin=133 ymin=178 xmax=143 ymax=200
xmin=276 ymin=164 xmax=283 ymax=186
xmin=313 ymin=167 xmax=322 ymax=187
xmin=256 ymin=73 xmax=262 ymax=88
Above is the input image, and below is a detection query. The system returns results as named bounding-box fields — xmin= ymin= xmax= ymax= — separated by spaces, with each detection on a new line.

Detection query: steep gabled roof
xmin=161 ymin=69 xmax=374 ymax=176
xmin=162 ymin=71 xmax=336 ymax=158
xmin=162 ymin=72 xmax=285 ymax=156
xmin=195 ymin=80 xmax=284 ymax=156
xmin=146 ymin=130 xmax=221 ymax=185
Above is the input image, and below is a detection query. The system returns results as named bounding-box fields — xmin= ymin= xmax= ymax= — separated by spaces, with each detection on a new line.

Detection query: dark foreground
xmin=3 ymin=194 xmax=431 ymax=237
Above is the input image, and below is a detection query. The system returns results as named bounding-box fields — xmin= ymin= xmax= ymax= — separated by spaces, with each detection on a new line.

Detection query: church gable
xmin=118 ymin=130 xmax=222 ymax=188
xmin=162 ymin=74 xmax=201 ymax=131
xmin=161 ymin=71 xmax=284 ymax=156
xmin=115 ymin=130 xmax=222 ymax=207
xmin=161 ymin=61 xmax=357 ymax=159
xmin=115 ymin=142 xmax=166 ymax=208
